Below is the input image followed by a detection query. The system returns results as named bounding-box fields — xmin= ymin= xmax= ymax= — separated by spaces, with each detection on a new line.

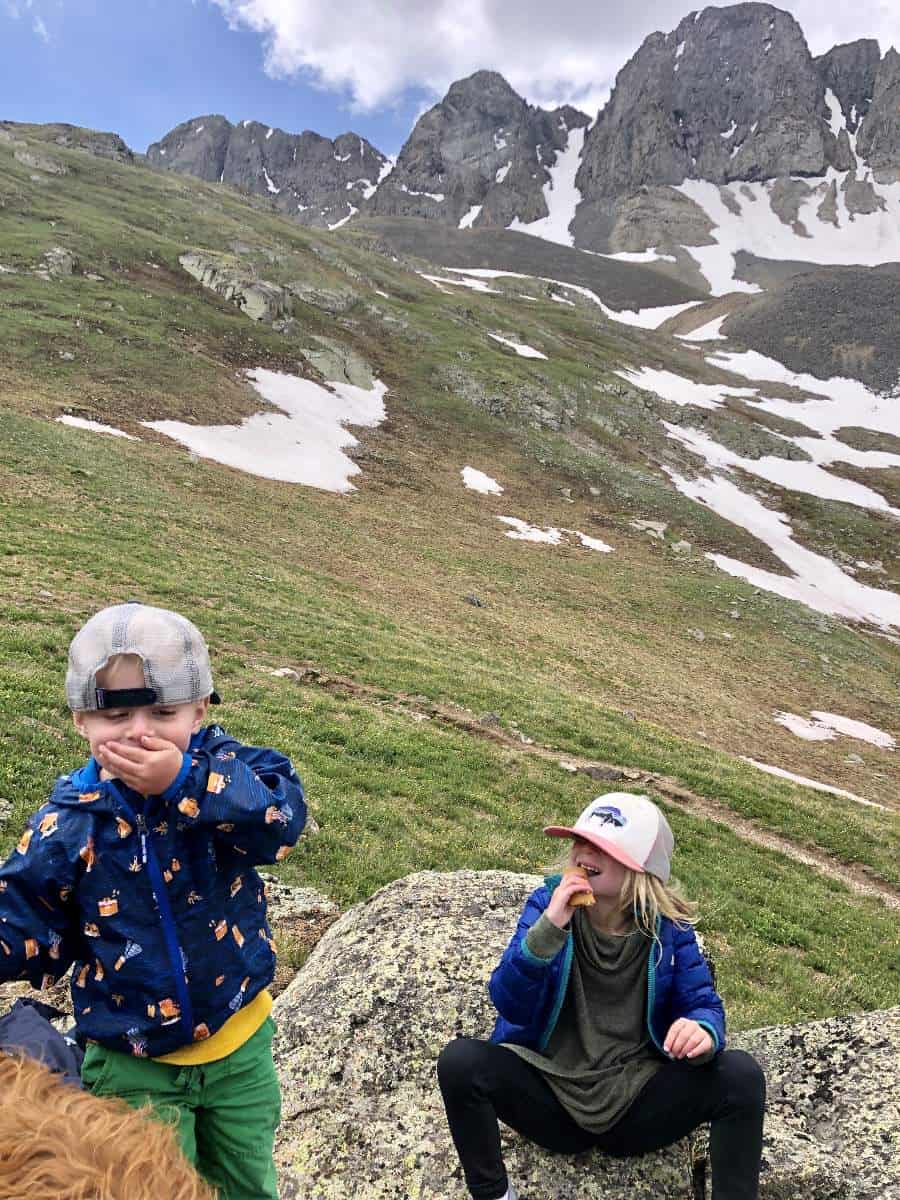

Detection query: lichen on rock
xmin=271 ymin=870 xmax=900 ymax=1199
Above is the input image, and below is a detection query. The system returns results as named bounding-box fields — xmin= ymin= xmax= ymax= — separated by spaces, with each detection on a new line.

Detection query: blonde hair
xmin=550 ymin=841 xmax=698 ymax=947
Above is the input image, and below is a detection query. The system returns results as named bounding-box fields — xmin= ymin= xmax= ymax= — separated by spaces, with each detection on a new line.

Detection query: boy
xmin=0 ymin=602 xmax=306 ymax=1199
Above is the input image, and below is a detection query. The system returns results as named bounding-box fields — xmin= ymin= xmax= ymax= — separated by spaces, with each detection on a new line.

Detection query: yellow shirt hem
xmin=153 ymin=989 xmax=273 ymax=1066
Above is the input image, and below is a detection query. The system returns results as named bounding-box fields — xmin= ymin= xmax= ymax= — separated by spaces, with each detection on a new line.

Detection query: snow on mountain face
xmin=147 ymin=118 xmax=388 ymax=230
xmin=508 ymin=125 xmax=587 ymax=247
xmin=366 ymin=70 xmax=590 ymax=230
xmin=675 ymin=169 xmax=900 ymax=295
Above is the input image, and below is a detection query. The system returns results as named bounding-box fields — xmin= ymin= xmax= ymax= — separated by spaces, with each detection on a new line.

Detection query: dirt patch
xmin=265 ymin=664 xmax=900 ymax=913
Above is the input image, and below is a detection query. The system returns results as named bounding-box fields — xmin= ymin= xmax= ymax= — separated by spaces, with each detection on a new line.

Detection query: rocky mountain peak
xmin=856 ymin=48 xmax=900 ymax=180
xmin=147 ymin=115 xmax=388 ymax=228
xmin=814 ymin=39 xmax=881 ymax=133
xmin=366 ymin=69 xmax=588 ymax=231
xmin=576 ymin=1 xmax=840 ymax=204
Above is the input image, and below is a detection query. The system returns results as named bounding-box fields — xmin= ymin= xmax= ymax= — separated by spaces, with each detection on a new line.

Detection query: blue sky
xmin=2 ymin=1 xmax=896 ymax=157
xmin=0 ymin=0 xmax=429 ymax=155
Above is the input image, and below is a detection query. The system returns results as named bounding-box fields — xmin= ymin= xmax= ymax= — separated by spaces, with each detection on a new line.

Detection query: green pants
xmin=81 ymin=1017 xmax=281 ymax=1200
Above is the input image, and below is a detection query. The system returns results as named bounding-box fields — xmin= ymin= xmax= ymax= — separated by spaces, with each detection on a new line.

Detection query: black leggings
xmin=437 ymin=1038 xmax=765 ymax=1200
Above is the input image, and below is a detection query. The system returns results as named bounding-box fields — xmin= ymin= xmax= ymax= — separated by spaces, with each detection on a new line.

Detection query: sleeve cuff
xmin=524 ymin=913 xmax=569 ymax=963
xmin=159 ymin=753 xmax=193 ymax=801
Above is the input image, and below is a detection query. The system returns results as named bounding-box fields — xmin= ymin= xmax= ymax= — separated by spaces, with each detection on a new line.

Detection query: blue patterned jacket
xmin=0 ymin=725 xmax=305 ymax=1058
xmin=489 ymin=877 xmax=726 ymax=1055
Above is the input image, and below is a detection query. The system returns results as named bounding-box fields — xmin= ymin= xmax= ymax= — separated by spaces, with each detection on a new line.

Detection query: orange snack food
xmin=564 ymin=866 xmax=595 ymax=907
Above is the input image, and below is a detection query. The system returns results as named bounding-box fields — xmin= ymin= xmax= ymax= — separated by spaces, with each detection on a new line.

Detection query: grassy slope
xmin=0 ymin=131 xmax=898 ymax=1030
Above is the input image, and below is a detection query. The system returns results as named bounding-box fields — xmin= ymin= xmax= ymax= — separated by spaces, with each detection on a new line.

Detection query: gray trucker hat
xmin=66 ymin=602 xmax=220 ymax=712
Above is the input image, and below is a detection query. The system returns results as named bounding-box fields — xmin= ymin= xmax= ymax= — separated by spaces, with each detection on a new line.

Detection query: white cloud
xmin=33 ymin=12 xmax=48 ymax=39
xmin=209 ymin=1 xmax=899 ymax=116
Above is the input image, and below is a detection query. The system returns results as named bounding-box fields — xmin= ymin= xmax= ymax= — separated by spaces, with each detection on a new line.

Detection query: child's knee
xmin=722 ymin=1049 xmax=766 ymax=1111
xmin=437 ymin=1036 xmax=484 ymax=1093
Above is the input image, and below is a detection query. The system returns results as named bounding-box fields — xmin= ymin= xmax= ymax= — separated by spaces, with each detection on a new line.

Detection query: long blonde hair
xmin=549 ymin=842 xmax=698 ymax=947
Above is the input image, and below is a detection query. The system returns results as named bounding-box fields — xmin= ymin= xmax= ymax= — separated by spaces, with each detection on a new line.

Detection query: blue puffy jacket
xmin=489 ymin=877 xmax=726 ymax=1056
xmin=0 ymin=725 xmax=305 ymax=1058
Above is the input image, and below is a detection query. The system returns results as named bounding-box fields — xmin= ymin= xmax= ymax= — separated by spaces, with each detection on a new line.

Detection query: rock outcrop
xmin=272 ymin=870 xmax=900 ymax=1198
xmin=577 ymin=4 xmax=839 ymax=201
xmin=148 ymin=117 xmax=389 ymax=229
xmin=366 ymin=70 xmax=589 ymax=231
xmin=814 ymin=39 xmax=881 ymax=134
xmin=856 ymin=49 xmax=900 ymax=181
xmin=0 ymin=121 xmax=133 ymax=163
xmin=178 ymin=251 xmax=290 ymax=322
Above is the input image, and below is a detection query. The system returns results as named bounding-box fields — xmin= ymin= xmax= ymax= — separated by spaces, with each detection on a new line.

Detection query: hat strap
xmin=95 ymin=687 xmax=158 ymax=709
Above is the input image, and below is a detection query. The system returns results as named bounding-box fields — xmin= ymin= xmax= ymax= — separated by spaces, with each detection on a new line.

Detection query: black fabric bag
xmin=0 ymin=997 xmax=84 ymax=1087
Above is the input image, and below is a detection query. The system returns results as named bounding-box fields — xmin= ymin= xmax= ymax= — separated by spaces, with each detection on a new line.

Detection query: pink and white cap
xmin=544 ymin=792 xmax=674 ymax=883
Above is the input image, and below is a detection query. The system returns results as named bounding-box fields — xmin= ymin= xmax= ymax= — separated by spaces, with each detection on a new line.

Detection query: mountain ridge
xmin=140 ymin=3 xmax=898 ymax=252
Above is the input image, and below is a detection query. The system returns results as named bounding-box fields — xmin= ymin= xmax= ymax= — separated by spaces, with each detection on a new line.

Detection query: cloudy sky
xmin=2 ymin=0 xmax=897 ymax=154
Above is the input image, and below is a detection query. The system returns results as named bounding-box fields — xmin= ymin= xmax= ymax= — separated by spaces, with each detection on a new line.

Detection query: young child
xmin=0 ymin=602 xmax=306 ymax=1200
xmin=438 ymin=793 xmax=765 ymax=1200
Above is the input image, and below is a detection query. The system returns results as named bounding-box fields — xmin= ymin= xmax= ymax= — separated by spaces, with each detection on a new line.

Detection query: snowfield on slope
xmin=146 ymin=369 xmax=387 ymax=491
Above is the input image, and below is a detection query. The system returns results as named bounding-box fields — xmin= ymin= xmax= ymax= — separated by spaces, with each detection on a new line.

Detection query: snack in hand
xmin=564 ymin=865 xmax=595 ymax=906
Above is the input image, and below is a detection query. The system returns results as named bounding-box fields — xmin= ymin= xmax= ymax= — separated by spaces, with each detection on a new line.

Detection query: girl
xmin=437 ymin=793 xmax=765 ymax=1200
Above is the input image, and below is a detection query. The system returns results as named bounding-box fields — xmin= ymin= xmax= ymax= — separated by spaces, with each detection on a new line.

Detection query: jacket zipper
xmin=118 ymin=796 xmax=195 ymax=1047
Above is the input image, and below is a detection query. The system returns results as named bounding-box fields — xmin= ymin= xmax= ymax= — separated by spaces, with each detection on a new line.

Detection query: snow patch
xmin=664 ymin=467 xmax=900 ymax=630
xmin=462 ymin=467 xmax=503 ymax=495
xmin=266 ymin=127 xmax=274 ymax=140
xmin=720 ymin=120 xmax=737 ymax=139
xmin=328 ymin=205 xmax=358 ymax=231
xmin=824 ymin=89 xmax=845 ymax=138
xmin=600 ymin=299 xmax=703 ymax=329
xmin=263 ymin=168 xmax=280 ymax=195
xmin=145 ymin=369 xmax=387 ymax=491
xmin=419 ymin=272 xmax=501 ymax=294
xmin=458 ymin=204 xmax=483 ymax=230
xmin=495 ymin=162 xmax=511 ymax=184
xmin=739 ymin=758 xmax=887 ymax=810
xmin=400 ymin=183 xmax=445 ymax=202
xmin=489 ymin=333 xmax=548 ymax=359
xmin=677 ymin=175 xmax=900 ymax=295
xmin=706 ymin=350 xmax=900 ymax=443
xmin=776 ymin=711 xmax=895 ymax=749
xmin=615 ymin=367 xmax=755 ymax=409
xmin=664 ymin=421 xmax=899 ymax=515
xmin=440 ymin=267 xmax=700 ymax=329
xmin=599 ymin=248 xmax=677 ymax=264
xmin=497 ymin=518 xmax=612 ymax=552
xmin=676 ymin=315 xmax=728 ymax=341
xmin=498 ymin=516 xmax=562 ymax=544
xmin=508 ymin=126 xmax=586 ymax=248
xmin=57 ymin=416 xmax=138 ymax=440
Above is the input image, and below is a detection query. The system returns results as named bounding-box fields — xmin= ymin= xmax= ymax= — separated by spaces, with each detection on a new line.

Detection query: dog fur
xmin=0 ymin=1051 xmax=216 ymax=1199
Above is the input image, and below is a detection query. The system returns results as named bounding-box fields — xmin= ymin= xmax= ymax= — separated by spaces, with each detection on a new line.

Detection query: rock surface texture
xmin=271 ymin=870 xmax=900 ymax=1198
xmin=366 ymin=70 xmax=589 ymax=231
xmin=814 ymin=39 xmax=881 ymax=134
xmin=179 ymin=251 xmax=290 ymax=322
xmin=856 ymin=49 xmax=900 ymax=180
xmin=148 ymin=116 xmax=388 ymax=229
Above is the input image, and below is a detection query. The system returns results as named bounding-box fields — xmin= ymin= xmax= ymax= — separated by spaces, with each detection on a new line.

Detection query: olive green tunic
xmin=503 ymin=910 xmax=662 ymax=1134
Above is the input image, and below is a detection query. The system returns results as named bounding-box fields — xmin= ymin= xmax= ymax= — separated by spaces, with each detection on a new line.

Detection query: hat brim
xmin=543 ymin=825 xmax=645 ymax=874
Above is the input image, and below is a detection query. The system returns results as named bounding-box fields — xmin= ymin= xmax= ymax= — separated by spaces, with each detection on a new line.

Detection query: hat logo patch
xmin=588 ymin=805 xmax=627 ymax=828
